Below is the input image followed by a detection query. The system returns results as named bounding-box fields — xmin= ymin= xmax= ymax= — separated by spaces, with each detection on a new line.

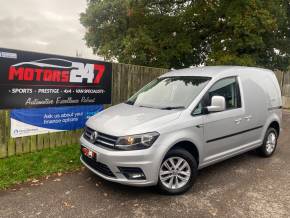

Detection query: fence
xmin=0 ymin=65 xmax=289 ymax=158
xmin=280 ymin=71 xmax=290 ymax=108
xmin=0 ymin=63 xmax=167 ymax=158
xmin=273 ymin=70 xmax=290 ymax=108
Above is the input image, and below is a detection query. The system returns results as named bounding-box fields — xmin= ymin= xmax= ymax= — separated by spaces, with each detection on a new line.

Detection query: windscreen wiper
xmin=138 ymin=105 xmax=155 ymax=109
xmin=125 ymin=100 xmax=134 ymax=105
xmin=161 ymin=106 xmax=185 ymax=110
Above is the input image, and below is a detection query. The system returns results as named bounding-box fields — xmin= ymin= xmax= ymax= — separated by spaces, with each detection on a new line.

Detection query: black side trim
xmin=268 ymin=106 xmax=282 ymax=110
xmin=206 ymin=125 xmax=263 ymax=143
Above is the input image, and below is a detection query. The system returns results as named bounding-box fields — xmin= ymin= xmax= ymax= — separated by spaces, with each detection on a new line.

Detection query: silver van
xmin=80 ymin=66 xmax=282 ymax=194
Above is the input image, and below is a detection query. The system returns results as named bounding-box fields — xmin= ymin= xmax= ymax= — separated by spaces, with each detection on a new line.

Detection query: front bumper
xmin=79 ymin=135 xmax=159 ymax=187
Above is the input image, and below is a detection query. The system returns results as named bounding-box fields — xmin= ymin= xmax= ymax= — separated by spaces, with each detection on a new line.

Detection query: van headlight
xmin=115 ymin=132 xmax=159 ymax=150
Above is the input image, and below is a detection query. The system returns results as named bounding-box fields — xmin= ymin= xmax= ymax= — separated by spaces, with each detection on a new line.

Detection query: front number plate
xmin=82 ymin=146 xmax=97 ymax=160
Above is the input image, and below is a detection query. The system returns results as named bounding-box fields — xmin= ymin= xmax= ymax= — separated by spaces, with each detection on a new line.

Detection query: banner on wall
xmin=10 ymin=105 xmax=103 ymax=138
xmin=0 ymin=48 xmax=112 ymax=109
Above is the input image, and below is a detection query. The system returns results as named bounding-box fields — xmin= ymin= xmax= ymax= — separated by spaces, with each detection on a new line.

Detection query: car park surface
xmin=0 ymin=110 xmax=289 ymax=217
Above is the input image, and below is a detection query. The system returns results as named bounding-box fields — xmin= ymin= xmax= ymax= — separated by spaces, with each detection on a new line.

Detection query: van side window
xmin=192 ymin=102 xmax=203 ymax=115
xmin=207 ymin=77 xmax=241 ymax=109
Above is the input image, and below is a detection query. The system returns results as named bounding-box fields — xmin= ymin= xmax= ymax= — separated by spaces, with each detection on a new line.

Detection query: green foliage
xmin=81 ymin=0 xmax=290 ymax=70
xmin=0 ymin=145 xmax=81 ymax=189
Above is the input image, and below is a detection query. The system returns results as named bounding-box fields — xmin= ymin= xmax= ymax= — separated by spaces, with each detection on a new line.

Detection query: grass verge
xmin=0 ymin=145 xmax=81 ymax=190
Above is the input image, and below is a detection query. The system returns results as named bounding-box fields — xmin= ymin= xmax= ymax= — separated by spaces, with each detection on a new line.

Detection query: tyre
xmin=257 ymin=127 xmax=278 ymax=157
xmin=157 ymin=149 xmax=197 ymax=195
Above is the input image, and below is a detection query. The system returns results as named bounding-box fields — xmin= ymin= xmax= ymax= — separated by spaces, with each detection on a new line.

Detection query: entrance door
xmin=202 ymin=77 xmax=246 ymax=163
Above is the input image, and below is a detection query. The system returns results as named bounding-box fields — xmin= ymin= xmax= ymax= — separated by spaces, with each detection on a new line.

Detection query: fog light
xmin=118 ymin=167 xmax=146 ymax=180
xmin=130 ymin=173 xmax=144 ymax=179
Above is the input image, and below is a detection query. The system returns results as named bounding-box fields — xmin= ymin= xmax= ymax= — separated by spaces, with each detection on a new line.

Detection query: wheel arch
xmin=268 ymin=120 xmax=280 ymax=136
xmin=261 ymin=111 xmax=282 ymax=140
xmin=164 ymin=140 xmax=200 ymax=166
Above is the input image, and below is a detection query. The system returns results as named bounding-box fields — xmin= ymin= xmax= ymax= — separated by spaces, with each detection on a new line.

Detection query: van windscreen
xmin=126 ymin=76 xmax=211 ymax=110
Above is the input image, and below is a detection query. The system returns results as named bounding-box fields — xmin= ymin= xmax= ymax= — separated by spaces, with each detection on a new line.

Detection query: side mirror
xmin=206 ymin=96 xmax=226 ymax=112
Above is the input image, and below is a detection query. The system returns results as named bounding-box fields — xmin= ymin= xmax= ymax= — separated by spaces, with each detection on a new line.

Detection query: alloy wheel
xmin=266 ymin=132 xmax=276 ymax=154
xmin=159 ymin=157 xmax=191 ymax=190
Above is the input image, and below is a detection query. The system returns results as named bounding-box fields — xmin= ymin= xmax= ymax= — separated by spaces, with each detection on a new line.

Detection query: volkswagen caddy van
xmin=80 ymin=66 xmax=282 ymax=195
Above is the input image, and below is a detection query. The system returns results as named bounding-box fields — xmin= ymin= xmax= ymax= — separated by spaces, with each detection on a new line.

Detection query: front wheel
xmin=257 ymin=127 xmax=278 ymax=157
xmin=157 ymin=149 xmax=197 ymax=195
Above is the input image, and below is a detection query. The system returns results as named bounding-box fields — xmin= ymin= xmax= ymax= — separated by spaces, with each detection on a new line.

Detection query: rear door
xmin=202 ymin=77 xmax=247 ymax=163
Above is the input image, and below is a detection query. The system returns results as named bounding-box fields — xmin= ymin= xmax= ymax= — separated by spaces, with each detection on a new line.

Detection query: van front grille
xmin=81 ymin=154 xmax=115 ymax=178
xmin=83 ymin=126 xmax=118 ymax=149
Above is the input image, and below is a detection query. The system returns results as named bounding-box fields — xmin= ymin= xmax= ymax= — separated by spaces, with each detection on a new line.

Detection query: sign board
xmin=0 ymin=48 xmax=112 ymax=109
xmin=10 ymin=105 xmax=103 ymax=138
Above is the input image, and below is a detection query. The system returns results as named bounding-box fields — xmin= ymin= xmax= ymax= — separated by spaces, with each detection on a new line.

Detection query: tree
xmin=203 ymin=0 xmax=290 ymax=70
xmin=80 ymin=0 xmax=290 ymax=70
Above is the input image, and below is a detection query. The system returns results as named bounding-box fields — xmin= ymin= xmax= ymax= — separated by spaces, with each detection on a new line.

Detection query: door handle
xmin=244 ymin=115 xmax=252 ymax=121
xmin=196 ymin=124 xmax=204 ymax=128
xmin=235 ymin=118 xmax=242 ymax=124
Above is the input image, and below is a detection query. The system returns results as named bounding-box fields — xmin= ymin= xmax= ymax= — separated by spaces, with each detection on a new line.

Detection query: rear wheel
xmin=257 ymin=127 xmax=278 ymax=157
xmin=157 ymin=149 xmax=197 ymax=195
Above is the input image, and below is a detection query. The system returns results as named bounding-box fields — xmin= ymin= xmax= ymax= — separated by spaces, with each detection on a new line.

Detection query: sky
xmin=0 ymin=0 xmax=102 ymax=60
